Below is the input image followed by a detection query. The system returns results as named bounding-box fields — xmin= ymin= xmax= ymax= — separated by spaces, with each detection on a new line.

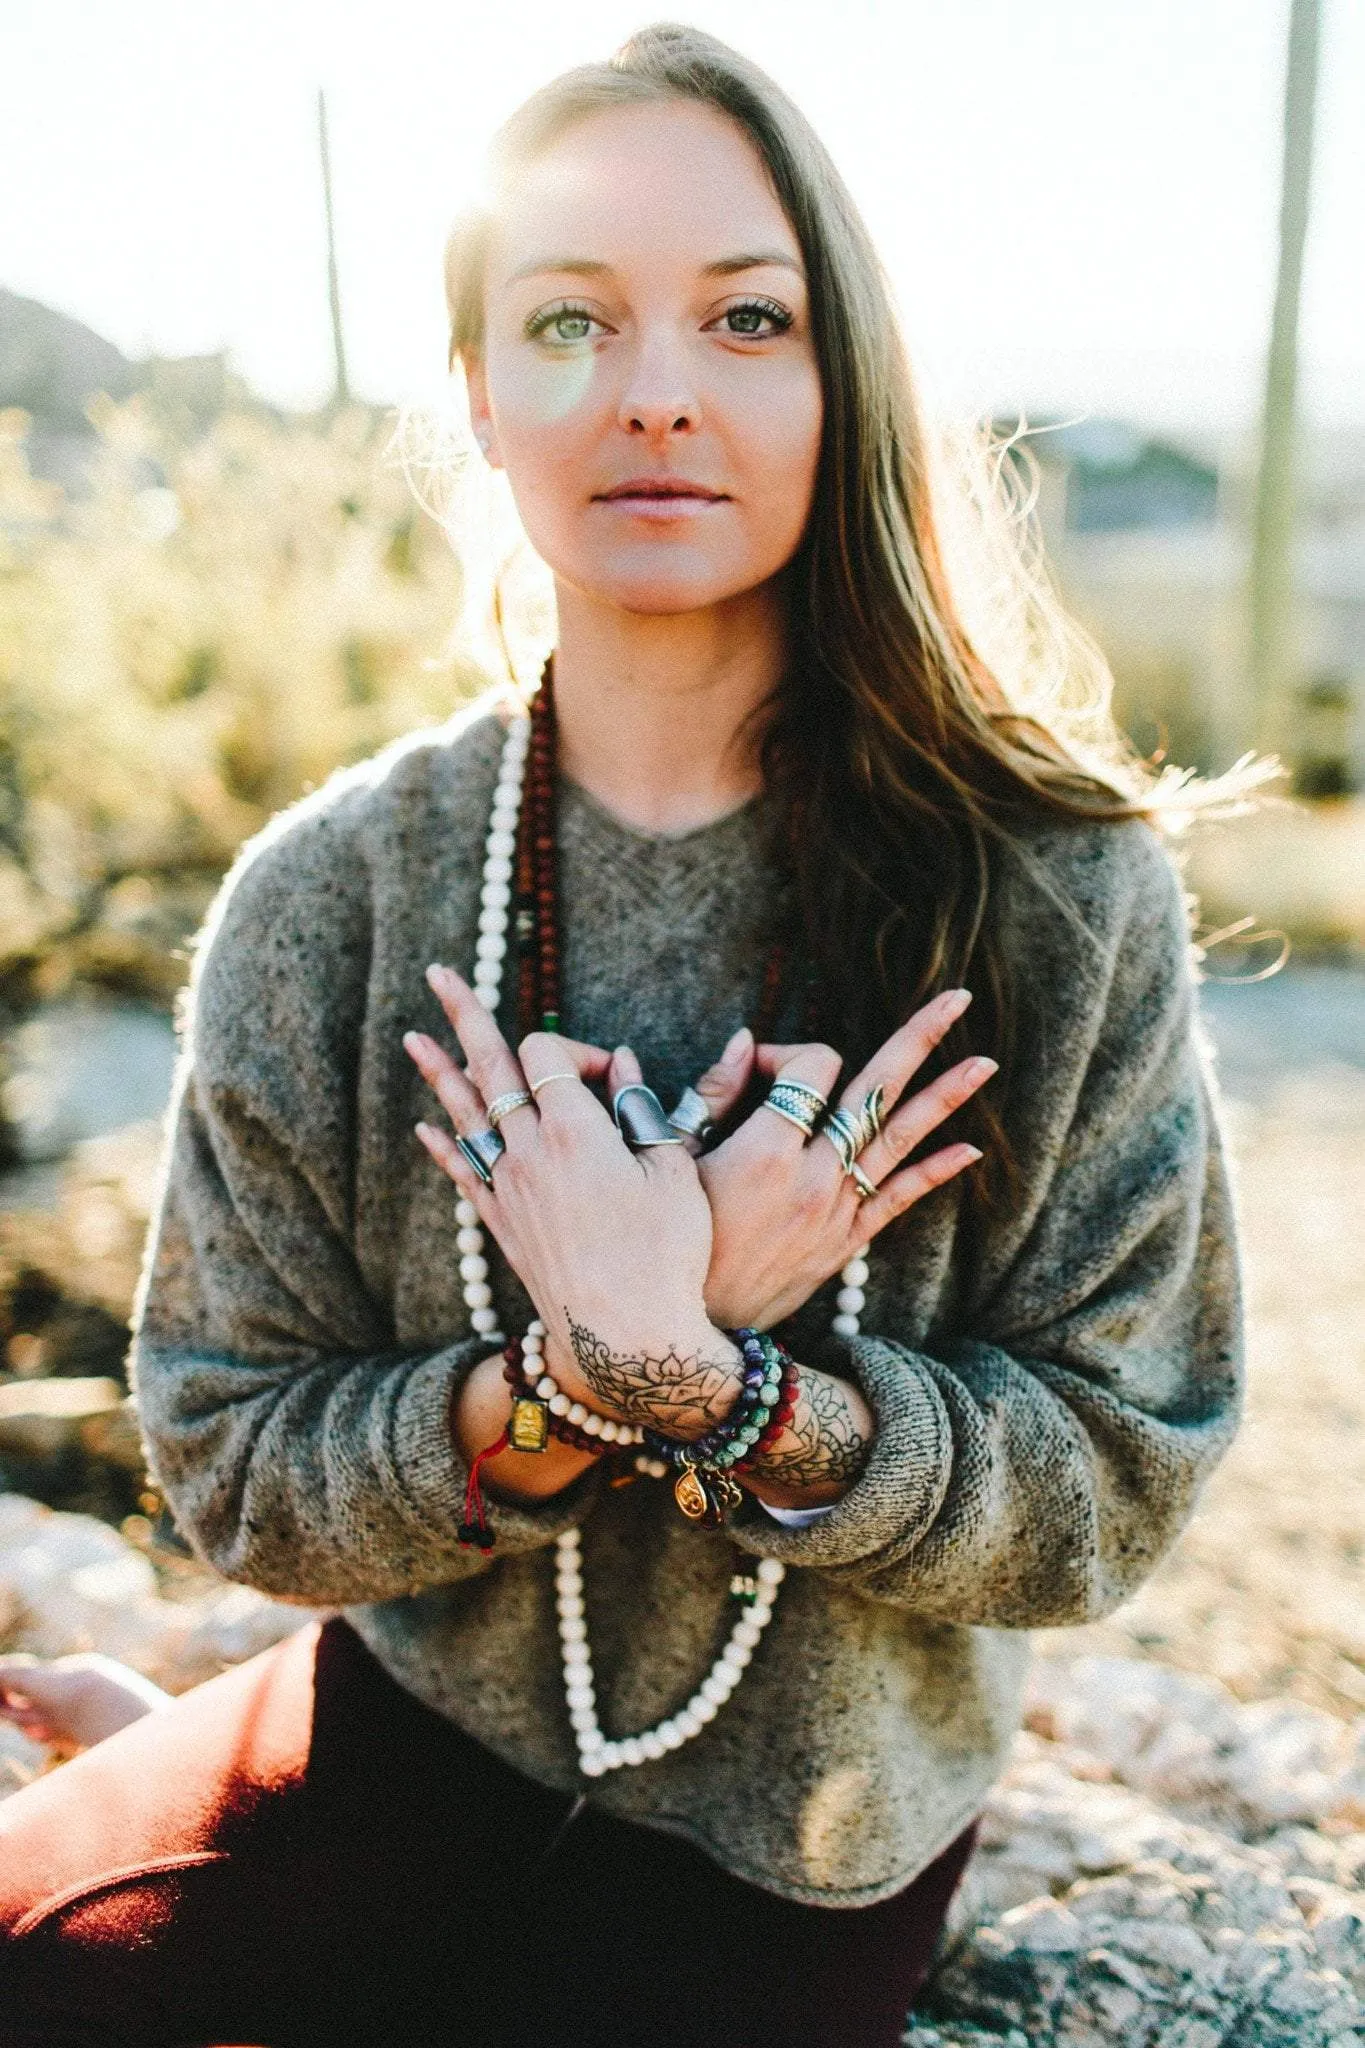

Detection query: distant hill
xmin=0 ymin=286 xmax=282 ymax=493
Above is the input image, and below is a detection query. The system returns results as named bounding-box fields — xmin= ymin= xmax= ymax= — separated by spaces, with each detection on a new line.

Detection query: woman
xmin=0 ymin=23 xmax=1247 ymax=2048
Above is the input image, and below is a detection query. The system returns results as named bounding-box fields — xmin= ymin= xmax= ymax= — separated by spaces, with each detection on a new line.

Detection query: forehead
xmin=485 ymin=99 xmax=803 ymax=290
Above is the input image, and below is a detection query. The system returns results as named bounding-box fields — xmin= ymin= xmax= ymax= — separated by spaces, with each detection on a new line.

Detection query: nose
xmin=616 ymin=328 xmax=701 ymax=438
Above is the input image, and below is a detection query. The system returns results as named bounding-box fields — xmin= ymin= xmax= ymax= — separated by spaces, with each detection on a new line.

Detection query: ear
xmin=461 ymin=350 xmax=502 ymax=468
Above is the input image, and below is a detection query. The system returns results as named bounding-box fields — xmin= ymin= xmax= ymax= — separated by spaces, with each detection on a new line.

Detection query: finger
xmin=857 ymin=1055 xmax=998 ymax=1185
xmin=750 ymin=1042 xmax=844 ymax=1152
xmin=608 ymin=1045 xmax=645 ymax=1096
xmin=752 ymin=1041 xmax=841 ymax=1083
xmin=414 ymin=1117 xmax=499 ymax=1218
xmin=404 ymin=1030 xmax=490 ymax=1137
xmin=836 ymin=987 xmax=974 ymax=1126
xmin=519 ymin=1030 xmax=618 ymax=1136
xmin=852 ymin=1141 xmax=982 ymax=1240
xmin=423 ymin=963 xmax=532 ymax=1123
xmin=673 ymin=1027 xmax=754 ymax=1153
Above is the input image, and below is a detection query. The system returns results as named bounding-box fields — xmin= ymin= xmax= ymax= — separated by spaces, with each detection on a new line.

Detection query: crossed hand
xmin=403 ymin=971 xmax=995 ymax=1377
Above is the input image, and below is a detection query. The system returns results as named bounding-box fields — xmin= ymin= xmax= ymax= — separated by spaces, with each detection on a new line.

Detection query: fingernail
xmin=960 ymin=1144 xmax=983 ymax=1162
xmin=403 ymin=1030 xmax=426 ymax=1056
xmin=942 ymin=987 xmax=972 ymax=1016
xmin=966 ymin=1056 xmax=998 ymax=1081
xmin=414 ymin=1120 xmax=434 ymax=1140
xmin=425 ymin=962 xmax=456 ymax=990
xmin=723 ymin=1026 xmax=752 ymax=1060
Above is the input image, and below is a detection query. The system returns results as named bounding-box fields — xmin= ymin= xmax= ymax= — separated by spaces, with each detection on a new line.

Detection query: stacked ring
xmin=486 ymin=1089 xmax=533 ymax=1128
xmin=762 ymin=1079 xmax=828 ymax=1138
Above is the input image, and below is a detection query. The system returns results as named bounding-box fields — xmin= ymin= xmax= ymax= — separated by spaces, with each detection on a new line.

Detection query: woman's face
xmin=465 ymin=98 xmax=824 ymax=617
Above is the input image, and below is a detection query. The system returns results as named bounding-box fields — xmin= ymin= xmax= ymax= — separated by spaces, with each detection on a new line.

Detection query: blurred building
xmin=1002 ymin=415 xmax=1365 ymax=791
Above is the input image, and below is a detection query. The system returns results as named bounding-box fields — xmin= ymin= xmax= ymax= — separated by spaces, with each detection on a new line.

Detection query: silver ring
xmin=486 ymin=1089 xmax=533 ymax=1128
xmin=763 ymin=1081 xmax=828 ymax=1139
xmin=667 ymin=1085 xmax=715 ymax=1144
xmin=851 ymin=1162 xmax=877 ymax=1199
xmin=772 ymin=1079 xmax=829 ymax=1115
xmin=613 ymin=1083 xmax=685 ymax=1148
xmin=528 ymin=1071 xmax=579 ymax=1097
xmin=859 ymin=1085 xmax=887 ymax=1144
xmin=455 ymin=1126 xmax=506 ymax=1188
xmin=818 ymin=1106 xmax=865 ymax=1175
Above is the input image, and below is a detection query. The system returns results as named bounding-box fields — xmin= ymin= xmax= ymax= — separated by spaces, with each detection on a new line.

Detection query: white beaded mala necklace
xmin=452 ymin=704 xmax=871 ymax=1778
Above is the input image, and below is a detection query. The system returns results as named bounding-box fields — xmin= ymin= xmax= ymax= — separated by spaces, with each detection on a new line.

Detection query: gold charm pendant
xmin=508 ymin=1394 xmax=550 ymax=1454
xmin=674 ymin=1458 xmax=743 ymax=1529
xmin=674 ymin=1462 xmax=712 ymax=1521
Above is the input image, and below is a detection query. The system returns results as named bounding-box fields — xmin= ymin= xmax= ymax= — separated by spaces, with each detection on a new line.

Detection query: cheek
xmin=728 ymin=359 xmax=824 ymax=542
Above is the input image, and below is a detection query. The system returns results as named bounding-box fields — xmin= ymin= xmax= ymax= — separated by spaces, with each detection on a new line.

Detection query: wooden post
xmin=318 ymin=88 xmax=349 ymax=408
xmin=1248 ymin=0 xmax=1320 ymax=756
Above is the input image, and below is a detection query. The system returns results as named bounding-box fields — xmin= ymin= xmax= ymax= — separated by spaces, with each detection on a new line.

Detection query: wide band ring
xmin=762 ymin=1082 xmax=825 ymax=1140
xmin=667 ymin=1085 xmax=715 ymax=1144
xmin=455 ymin=1126 xmax=506 ymax=1188
xmin=613 ymin=1083 xmax=686 ymax=1148
xmin=486 ymin=1089 xmax=533 ymax=1128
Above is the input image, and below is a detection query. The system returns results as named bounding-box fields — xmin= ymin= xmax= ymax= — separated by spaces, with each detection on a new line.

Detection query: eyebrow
xmin=503 ymin=250 xmax=806 ymax=286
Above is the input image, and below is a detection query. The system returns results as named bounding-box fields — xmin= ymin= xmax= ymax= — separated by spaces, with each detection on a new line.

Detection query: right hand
xmin=681 ymin=988 xmax=995 ymax=1331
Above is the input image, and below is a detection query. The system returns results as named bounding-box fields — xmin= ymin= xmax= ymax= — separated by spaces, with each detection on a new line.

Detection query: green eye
xmin=718 ymin=298 xmax=794 ymax=338
xmin=525 ymin=302 xmax=599 ymax=345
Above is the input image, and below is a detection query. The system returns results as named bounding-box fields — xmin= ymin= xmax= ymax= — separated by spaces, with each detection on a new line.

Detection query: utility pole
xmin=1248 ymin=0 xmax=1320 ymax=756
xmin=318 ymin=88 xmax=350 ymax=408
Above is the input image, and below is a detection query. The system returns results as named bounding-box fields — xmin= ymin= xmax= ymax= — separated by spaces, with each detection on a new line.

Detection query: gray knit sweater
xmin=128 ymin=692 xmax=1244 ymax=1907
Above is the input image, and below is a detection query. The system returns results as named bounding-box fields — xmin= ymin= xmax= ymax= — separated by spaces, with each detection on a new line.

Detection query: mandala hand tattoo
xmin=566 ymin=1314 xmax=742 ymax=1437
xmin=751 ymin=1369 xmax=871 ymax=1493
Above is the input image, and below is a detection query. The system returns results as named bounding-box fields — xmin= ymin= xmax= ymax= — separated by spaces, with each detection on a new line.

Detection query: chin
xmin=567 ymin=555 xmax=764 ymax=617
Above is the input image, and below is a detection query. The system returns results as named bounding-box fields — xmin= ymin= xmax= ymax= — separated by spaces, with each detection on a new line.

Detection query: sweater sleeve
xmin=128 ymin=797 xmax=599 ymax=1609
xmin=727 ymin=822 xmax=1245 ymax=1628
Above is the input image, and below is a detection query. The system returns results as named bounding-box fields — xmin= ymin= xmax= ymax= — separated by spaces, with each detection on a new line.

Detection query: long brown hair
xmin=435 ymin=21 xmax=1270 ymax=1211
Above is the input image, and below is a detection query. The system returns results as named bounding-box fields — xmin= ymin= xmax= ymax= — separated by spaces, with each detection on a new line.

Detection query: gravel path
xmin=1035 ymin=966 xmax=1365 ymax=1721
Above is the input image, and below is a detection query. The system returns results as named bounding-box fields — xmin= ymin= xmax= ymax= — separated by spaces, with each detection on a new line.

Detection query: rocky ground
xmin=0 ymin=969 xmax=1360 ymax=2043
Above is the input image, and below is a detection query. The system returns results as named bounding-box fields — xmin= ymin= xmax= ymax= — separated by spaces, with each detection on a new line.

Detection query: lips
xmin=595 ymin=477 xmax=728 ymax=501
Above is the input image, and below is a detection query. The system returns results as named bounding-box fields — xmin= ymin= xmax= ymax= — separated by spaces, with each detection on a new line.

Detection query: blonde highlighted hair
xmin=413 ymin=20 xmax=1271 ymax=1208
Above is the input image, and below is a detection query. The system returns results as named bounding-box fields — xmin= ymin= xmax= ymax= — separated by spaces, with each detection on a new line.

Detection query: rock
xmin=1026 ymin=1655 xmax=1365 ymax=1837
xmin=0 ymin=1001 xmax=175 ymax=1165
xmin=0 ymin=1492 xmax=325 ymax=1701
xmin=0 ymin=1376 xmax=125 ymax=1461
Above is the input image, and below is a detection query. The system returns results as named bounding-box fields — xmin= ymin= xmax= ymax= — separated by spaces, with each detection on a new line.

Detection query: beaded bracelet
xmin=640 ymin=1328 xmax=800 ymax=1526
xmin=640 ymin=1328 xmax=788 ymax=1473
xmin=732 ymin=1344 xmax=800 ymax=1472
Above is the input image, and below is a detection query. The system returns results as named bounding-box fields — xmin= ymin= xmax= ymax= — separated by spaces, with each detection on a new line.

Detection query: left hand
xmin=405 ymin=966 xmax=736 ymax=1425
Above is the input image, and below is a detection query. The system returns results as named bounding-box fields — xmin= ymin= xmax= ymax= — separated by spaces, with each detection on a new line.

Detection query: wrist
xmin=548 ymin=1308 xmax=744 ymax=1440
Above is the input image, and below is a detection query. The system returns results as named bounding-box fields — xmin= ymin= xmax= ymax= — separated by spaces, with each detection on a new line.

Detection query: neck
xmin=547 ymin=580 xmax=787 ymax=836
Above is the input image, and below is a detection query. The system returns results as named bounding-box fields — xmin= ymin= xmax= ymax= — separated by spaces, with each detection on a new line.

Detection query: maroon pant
xmin=0 ymin=1615 xmax=978 ymax=2048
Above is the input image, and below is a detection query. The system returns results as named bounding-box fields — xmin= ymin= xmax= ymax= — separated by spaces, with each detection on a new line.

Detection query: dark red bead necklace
xmin=513 ymin=653 xmax=817 ymax=1053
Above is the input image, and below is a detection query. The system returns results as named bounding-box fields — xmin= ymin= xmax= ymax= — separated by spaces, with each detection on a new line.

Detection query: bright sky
xmin=5 ymin=0 xmax=1362 ymax=435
